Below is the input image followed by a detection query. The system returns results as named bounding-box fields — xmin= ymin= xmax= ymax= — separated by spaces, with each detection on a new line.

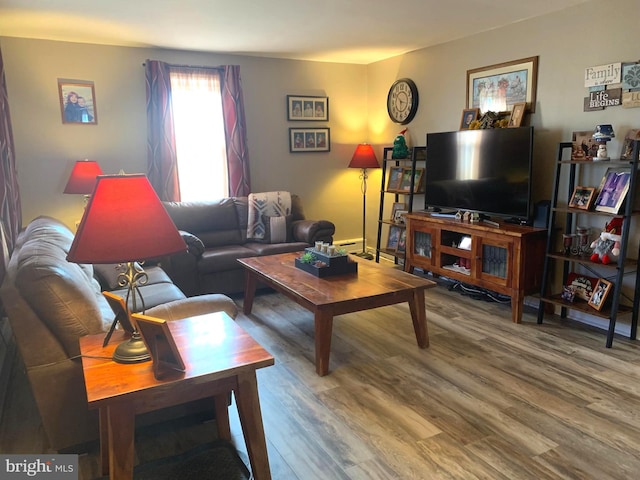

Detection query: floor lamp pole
xmin=355 ymin=167 xmax=373 ymax=260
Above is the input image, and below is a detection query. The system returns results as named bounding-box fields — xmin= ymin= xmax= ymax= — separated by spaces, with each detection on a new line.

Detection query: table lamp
xmin=348 ymin=144 xmax=380 ymax=259
xmin=593 ymin=124 xmax=615 ymax=161
xmin=67 ymin=173 xmax=187 ymax=363
xmin=64 ymin=159 xmax=103 ymax=197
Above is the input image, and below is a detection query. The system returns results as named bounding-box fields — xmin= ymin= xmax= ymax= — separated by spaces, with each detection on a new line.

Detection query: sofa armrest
xmin=292 ymin=219 xmax=335 ymax=244
xmin=180 ymin=230 xmax=205 ymax=257
xmin=146 ymin=294 xmax=238 ymax=321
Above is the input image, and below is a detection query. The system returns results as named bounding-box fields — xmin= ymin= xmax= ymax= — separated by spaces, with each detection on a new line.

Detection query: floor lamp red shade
xmin=67 ymin=173 xmax=187 ymax=363
xmin=348 ymin=144 xmax=380 ymax=259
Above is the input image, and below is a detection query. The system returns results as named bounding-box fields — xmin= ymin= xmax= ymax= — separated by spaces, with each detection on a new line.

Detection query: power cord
xmin=448 ymin=281 xmax=511 ymax=304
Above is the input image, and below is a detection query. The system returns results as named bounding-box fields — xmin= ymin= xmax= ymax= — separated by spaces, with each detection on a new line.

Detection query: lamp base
xmin=354 ymin=251 xmax=374 ymax=260
xmin=113 ymin=331 xmax=151 ymax=364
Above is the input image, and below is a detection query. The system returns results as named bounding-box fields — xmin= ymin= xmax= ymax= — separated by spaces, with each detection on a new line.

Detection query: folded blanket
xmin=247 ymin=191 xmax=292 ymax=239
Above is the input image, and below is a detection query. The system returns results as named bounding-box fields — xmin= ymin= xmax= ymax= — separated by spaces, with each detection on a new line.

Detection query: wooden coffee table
xmin=238 ymin=252 xmax=436 ymax=376
xmin=80 ymin=311 xmax=274 ymax=480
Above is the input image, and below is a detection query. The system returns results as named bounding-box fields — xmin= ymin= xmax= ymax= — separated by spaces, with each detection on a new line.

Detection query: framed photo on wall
xmin=289 ymin=128 xmax=330 ymax=152
xmin=58 ymin=79 xmax=98 ymax=124
xmin=286 ymin=95 xmax=329 ymax=121
xmin=466 ymin=56 xmax=538 ymax=113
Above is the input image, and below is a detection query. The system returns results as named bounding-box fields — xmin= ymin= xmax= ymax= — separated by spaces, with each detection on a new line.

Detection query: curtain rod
xmin=141 ymin=61 xmax=225 ymax=70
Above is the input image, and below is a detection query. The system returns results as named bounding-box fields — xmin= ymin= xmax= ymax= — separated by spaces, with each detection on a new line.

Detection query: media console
xmin=404 ymin=212 xmax=547 ymax=323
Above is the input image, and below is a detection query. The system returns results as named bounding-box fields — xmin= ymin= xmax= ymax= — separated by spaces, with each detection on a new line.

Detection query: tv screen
xmin=424 ymin=127 xmax=533 ymax=220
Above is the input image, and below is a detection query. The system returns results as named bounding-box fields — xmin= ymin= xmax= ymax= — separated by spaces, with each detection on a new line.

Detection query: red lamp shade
xmin=67 ymin=174 xmax=186 ymax=264
xmin=63 ymin=160 xmax=104 ymax=194
xmin=348 ymin=143 xmax=379 ymax=169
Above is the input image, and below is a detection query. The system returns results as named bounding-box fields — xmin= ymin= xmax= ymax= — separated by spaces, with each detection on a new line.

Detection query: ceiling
xmin=0 ymin=0 xmax=590 ymax=64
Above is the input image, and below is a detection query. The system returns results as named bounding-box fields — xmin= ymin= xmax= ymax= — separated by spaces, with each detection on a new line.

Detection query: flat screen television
xmin=424 ymin=126 xmax=534 ymax=222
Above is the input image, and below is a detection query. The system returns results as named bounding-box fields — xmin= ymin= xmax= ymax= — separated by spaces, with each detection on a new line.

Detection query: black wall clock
xmin=387 ymin=78 xmax=419 ymax=125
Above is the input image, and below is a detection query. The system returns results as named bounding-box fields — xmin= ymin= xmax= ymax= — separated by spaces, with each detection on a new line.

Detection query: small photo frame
xmin=566 ymin=272 xmax=598 ymax=302
xmin=58 ymin=79 xmax=97 ymax=124
xmin=460 ymin=108 xmax=479 ymax=130
xmin=508 ymin=102 xmax=526 ymax=128
xmin=568 ymin=186 xmax=595 ymax=210
xmin=588 ymin=278 xmax=613 ymax=311
xmin=561 ymin=285 xmax=576 ymax=303
xmin=287 ymin=95 xmax=329 ymax=121
xmin=594 ymin=168 xmax=631 ymax=214
xmin=387 ymin=167 xmax=404 ymax=191
xmin=386 ymin=225 xmax=402 ymax=251
xmin=390 ymin=202 xmax=406 ymax=222
xmin=398 ymin=168 xmax=424 ymax=193
xmin=289 ymin=128 xmax=330 ymax=153
xmin=132 ymin=313 xmax=186 ymax=380
xmin=397 ymin=229 xmax=407 ymax=253
xmin=571 ymin=130 xmax=597 ymax=161
xmin=394 ymin=209 xmax=408 ymax=224
xmin=619 ymin=129 xmax=640 ymax=161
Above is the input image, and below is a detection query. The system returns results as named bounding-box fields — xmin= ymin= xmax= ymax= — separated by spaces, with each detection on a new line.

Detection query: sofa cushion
xmin=197 ymin=245 xmax=258 ymax=273
xmin=262 ymin=214 xmax=293 ymax=243
xmin=245 ymin=241 xmax=309 ymax=256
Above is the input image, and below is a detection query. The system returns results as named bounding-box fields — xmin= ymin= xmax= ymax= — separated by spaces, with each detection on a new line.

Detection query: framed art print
xmin=466 ymin=56 xmax=538 ymax=113
xmin=58 ymin=79 xmax=97 ymax=124
xmin=289 ymin=128 xmax=330 ymax=152
xmin=594 ymin=168 xmax=631 ymax=213
xmin=287 ymin=95 xmax=329 ymax=121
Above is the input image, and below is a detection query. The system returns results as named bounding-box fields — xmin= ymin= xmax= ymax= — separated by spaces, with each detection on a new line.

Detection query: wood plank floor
xmin=2 ymin=283 xmax=640 ymax=479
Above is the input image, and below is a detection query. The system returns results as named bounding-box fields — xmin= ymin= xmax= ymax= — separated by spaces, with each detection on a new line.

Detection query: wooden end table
xmin=79 ymin=311 xmax=274 ymax=480
xmin=238 ymin=252 xmax=436 ymax=376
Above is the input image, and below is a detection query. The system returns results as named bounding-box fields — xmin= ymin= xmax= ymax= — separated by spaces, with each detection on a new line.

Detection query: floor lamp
xmin=349 ymin=143 xmax=380 ymax=260
xmin=67 ymin=173 xmax=187 ymax=363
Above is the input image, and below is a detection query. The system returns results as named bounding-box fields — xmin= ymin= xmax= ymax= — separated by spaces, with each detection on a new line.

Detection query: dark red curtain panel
xmin=145 ymin=60 xmax=180 ymax=201
xmin=221 ymin=65 xmax=251 ymax=196
xmin=0 ymin=47 xmax=22 ymax=286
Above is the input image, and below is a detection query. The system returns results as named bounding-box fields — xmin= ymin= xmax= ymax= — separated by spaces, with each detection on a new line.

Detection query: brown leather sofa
xmin=0 ymin=216 xmax=239 ymax=452
xmin=162 ymin=195 xmax=335 ymax=296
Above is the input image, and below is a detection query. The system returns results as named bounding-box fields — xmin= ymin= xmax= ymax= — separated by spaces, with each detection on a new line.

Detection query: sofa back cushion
xmin=164 ymin=198 xmax=243 ymax=247
xmin=13 ymin=216 xmax=112 ymax=357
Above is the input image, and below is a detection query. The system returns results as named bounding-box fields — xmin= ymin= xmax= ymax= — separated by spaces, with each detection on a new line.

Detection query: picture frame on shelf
xmin=413 ymin=146 xmax=427 ymax=161
xmin=466 ymin=56 xmax=538 ymax=113
xmin=390 ymin=202 xmax=406 ymax=222
xmin=588 ymin=278 xmax=613 ymax=311
xmin=412 ymin=168 xmax=425 ymax=193
xmin=619 ymin=129 xmax=640 ymax=160
xmin=393 ymin=209 xmax=408 ymax=224
xmin=571 ymin=130 xmax=597 ymax=161
xmin=286 ymin=95 xmax=329 ymax=121
xmin=566 ymin=272 xmax=598 ymax=302
xmin=387 ymin=167 xmax=404 ymax=191
xmin=289 ymin=127 xmax=330 ymax=153
xmin=594 ymin=168 xmax=631 ymax=214
xmin=568 ymin=186 xmax=596 ymax=210
xmin=386 ymin=225 xmax=402 ymax=251
xmin=384 ymin=147 xmax=394 ymax=160
xmin=398 ymin=168 xmax=413 ymax=192
xmin=58 ymin=79 xmax=97 ymax=124
xmin=507 ymin=102 xmax=526 ymax=128
xmin=397 ymin=229 xmax=407 ymax=253
xmin=460 ymin=108 xmax=479 ymax=130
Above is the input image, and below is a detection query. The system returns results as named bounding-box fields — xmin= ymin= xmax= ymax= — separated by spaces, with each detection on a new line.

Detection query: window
xmin=169 ymin=68 xmax=228 ymax=201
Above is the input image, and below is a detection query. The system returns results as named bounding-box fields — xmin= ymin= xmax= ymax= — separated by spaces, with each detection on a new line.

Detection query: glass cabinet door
xmin=474 ymin=237 xmax=512 ymax=287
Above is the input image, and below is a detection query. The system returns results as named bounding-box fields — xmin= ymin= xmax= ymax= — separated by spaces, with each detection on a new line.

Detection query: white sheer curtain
xmin=169 ymin=68 xmax=228 ymax=201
